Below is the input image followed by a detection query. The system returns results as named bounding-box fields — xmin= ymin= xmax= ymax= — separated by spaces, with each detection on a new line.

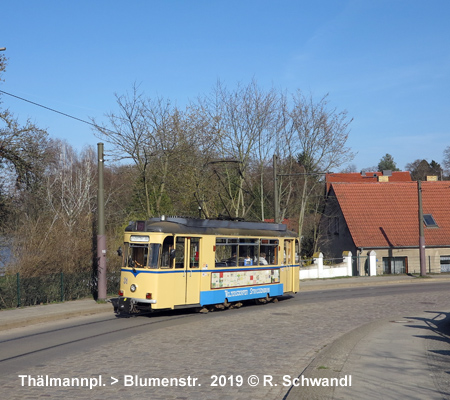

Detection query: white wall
xmin=299 ymin=251 xmax=378 ymax=279
xmin=299 ymin=264 xmax=349 ymax=279
xmin=299 ymin=251 xmax=381 ymax=280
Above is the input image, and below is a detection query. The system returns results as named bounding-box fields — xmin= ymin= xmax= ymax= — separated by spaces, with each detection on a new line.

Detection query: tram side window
xmin=175 ymin=237 xmax=185 ymax=269
xmin=148 ymin=244 xmax=160 ymax=268
xmin=190 ymin=238 xmax=200 ymax=268
xmin=215 ymin=238 xmax=259 ymax=267
xmin=239 ymin=240 xmax=257 ymax=266
xmin=260 ymin=239 xmax=278 ymax=265
xmin=122 ymin=243 xmax=129 ymax=267
xmin=215 ymin=238 xmax=237 ymax=267
xmin=284 ymin=240 xmax=293 ymax=264
xmin=257 ymin=250 xmax=268 ymax=265
xmin=161 ymin=236 xmax=174 ymax=269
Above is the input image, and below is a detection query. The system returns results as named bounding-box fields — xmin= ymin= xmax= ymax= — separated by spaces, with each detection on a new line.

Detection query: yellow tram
xmin=115 ymin=216 xmax=299 ymax=314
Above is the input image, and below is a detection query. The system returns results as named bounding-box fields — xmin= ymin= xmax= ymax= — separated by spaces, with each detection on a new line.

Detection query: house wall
xmin=370 ymin=247 xmax=449 ymax=274
xmin=319 ymin=194 xmax=357 ymax=259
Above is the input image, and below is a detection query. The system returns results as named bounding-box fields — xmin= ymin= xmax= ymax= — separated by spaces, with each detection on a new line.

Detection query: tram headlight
xmin=130 ymin=284 xmax=137 ymax=293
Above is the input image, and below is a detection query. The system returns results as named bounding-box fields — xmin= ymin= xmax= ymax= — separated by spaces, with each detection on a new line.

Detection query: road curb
xmin=299 ymin=276 xmax=450 ymax=292
xmin=0 ymin=303 xmax=112 ymax=332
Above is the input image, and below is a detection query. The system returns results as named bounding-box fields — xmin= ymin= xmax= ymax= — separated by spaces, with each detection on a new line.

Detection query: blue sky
xmin=1 ymin=0 xmax=449 ymax=171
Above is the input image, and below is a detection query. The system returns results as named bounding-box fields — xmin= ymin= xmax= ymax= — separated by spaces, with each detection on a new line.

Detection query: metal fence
xmin=0 ymin=271 xmax=120 ymax=309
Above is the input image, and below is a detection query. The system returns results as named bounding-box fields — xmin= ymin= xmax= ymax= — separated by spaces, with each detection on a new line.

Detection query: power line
xmin=0 ymin=89 xmax=126 ymax=141
xmin=0 ymin=90 xmax=133 ymax=160
xmin=0 ymin=89 xmax=109 ymax=132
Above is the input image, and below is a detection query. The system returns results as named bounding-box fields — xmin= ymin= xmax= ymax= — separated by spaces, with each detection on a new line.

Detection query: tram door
xmin=175 ymin=237 xmax=200 ymax=305
xmin=284 ymin=239 xmax=294 ymax=292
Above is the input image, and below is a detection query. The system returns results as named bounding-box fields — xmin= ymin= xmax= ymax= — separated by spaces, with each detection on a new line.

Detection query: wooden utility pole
xmin=418 ymin=180 xmax=426 ymax=276
xmin=97 ymin=143 xmax=107 ymax=300
xmin=273 ymin=154 xmax=279 ymax=224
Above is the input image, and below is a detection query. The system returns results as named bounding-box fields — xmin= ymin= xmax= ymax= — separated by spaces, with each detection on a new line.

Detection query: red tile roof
xmin=331 ymin=181 xmax=450 ymax=248
xmin=326 ymin=171 xmax=412 ymax=192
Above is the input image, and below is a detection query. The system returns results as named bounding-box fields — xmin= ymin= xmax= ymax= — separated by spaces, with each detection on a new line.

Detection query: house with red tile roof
xmin=325 ymin=170 xmax=412 ymax=192
xmin=319 ymin=181 xmax=450 ymax=275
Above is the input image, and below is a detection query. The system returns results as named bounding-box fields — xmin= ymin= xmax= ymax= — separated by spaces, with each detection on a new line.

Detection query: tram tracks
xmin=0 ymin=311 xmax=197 ymax=373
xmin=1 ymin=281 xmax=448 ymax=377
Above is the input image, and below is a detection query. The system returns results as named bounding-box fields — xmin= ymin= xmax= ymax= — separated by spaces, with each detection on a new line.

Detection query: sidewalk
xmin=287 ymin=310 xmax=450 ymax=399
xmin=0 ymin=298 xmax=112 ymax=332
xmin=299 ymin=272 xmax=450 ymax=291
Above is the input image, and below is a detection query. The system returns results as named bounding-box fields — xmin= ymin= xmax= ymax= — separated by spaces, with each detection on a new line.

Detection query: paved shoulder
xmin=286 ymin=311 xmax=450 ymax=399
xmin=299 ymin=274 xmax=450 ymax=292
xmin=0 ymin=299 xmax=111 ymax=331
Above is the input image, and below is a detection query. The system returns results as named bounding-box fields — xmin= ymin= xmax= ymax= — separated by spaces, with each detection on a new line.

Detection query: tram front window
xmin=125 ymin=243 xmax=159 ymax=268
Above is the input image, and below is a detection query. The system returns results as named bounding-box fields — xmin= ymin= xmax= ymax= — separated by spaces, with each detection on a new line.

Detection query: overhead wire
xmin=0 ymin=89 xmax=117 ymax=135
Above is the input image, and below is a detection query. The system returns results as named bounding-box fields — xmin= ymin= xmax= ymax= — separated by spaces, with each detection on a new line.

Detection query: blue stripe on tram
xmin=200 ymin=284 xmax=283 ymax=305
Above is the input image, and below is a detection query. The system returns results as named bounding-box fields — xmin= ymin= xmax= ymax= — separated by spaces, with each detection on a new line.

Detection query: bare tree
xmin=91 ymin=82 xmax=355 ymax=252
xmin=273 ymin=92 xmax=303 ymax=223
xmin=92 ymin=85 xmax=156 ymax=217
xmin=0 ymin=109 xmax=50 ymax=193
xmin=340 ymin=164 xmax=358 ymax=173
xmin=93 ymin=85 xmax=218 ymax=218
xmin=288 ymin=92 xmax=354 ymax=247
xmin=141 ymin=99 xmax=212 ymax=215
xmin=47 ymin=142 xmax=96 ymax=231
xmin=198 ymin=80 xmax=280 ymax=219
xmin=92 ymin=86 xmax=187 ymax=217
xmin=0 ymin=55 xmax=101 ymax=276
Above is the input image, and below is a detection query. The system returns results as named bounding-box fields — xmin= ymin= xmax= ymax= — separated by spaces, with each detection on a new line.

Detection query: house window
xmin=441 ymin=256 xmax=450 ymax=273
xmin=423 ymin=214 xmax=438 ymax=227
xmin=383 ymin=257 xmax=407 ymax=274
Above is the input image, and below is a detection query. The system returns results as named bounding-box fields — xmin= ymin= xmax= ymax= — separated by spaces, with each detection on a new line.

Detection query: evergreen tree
xmin=377 ymin=154 xmax=400 ymax=172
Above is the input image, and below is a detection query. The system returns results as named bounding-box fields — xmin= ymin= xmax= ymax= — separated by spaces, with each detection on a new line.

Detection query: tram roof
xmin=125 ymin=216 xmax=297 ymax=238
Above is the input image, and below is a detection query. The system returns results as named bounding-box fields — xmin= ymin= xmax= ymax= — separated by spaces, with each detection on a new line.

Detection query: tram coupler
xmin=116 ymin=297 xmax=132 ymax=314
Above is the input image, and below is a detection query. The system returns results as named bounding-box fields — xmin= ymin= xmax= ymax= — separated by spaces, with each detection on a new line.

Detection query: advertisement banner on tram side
xmin=199 ymin=283 xmax=283 ymax=305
